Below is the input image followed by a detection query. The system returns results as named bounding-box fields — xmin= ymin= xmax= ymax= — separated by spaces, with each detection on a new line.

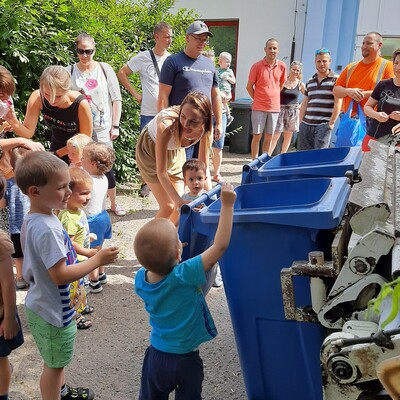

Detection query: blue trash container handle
xmin=241 ymin=152 xmax=271 ymax=185
xmin=180 ymin=183 xmax=222 ymax=215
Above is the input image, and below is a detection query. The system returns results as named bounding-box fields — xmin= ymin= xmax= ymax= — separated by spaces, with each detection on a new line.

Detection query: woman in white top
xmin=136 ymin=91 xmax=212 ymax=223
xmin=68 ymin=33 xmax=125 ymax=216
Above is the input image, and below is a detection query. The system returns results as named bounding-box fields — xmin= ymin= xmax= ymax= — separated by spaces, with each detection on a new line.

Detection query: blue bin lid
xmin=257 ymin=147 xmax=362 ymax=178
xmin=200 ymin=177 xmax=350 ymax=229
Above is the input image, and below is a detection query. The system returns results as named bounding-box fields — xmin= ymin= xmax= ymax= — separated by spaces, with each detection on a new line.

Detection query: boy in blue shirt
xmin=134 ymin=183 xmax=236 ymax=399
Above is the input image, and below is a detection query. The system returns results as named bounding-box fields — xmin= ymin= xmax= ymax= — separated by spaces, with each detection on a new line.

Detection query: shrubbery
xmin=0 ymin=0 xmax=197 ymax=183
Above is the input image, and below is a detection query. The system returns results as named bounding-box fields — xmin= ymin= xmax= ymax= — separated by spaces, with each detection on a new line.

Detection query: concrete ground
xmin=9 ymin=149 xmax=249 ymax=399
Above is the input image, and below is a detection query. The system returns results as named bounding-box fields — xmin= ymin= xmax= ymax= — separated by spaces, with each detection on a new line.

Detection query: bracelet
xmin=112 ymin=125 xmax=119 ymax=129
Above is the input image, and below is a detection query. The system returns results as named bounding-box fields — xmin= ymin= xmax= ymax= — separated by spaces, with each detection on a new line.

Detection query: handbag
xmin=335 ymin=100 xmax=366 ymax=147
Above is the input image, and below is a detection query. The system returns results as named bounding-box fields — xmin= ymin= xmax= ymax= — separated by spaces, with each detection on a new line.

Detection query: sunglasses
xmin=315 ymin=48 xmax=330 ymax=55
xmin=77 ymin=48 xmax=95 ymax=56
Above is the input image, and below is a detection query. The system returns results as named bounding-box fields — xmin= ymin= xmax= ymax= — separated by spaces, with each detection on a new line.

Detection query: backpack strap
xmin=149 ymin=49 xmax=161 ymax=78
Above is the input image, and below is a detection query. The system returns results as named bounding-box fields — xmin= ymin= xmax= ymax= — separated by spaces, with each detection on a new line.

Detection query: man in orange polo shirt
xmin=333 ymin=32 xmax=393 ymax=117
xmin=246 ymin=38 xmax=286 ymax=159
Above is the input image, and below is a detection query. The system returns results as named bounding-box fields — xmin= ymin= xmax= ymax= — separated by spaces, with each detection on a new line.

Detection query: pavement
xmin=10 ymin=149 xmax=249 ymax=399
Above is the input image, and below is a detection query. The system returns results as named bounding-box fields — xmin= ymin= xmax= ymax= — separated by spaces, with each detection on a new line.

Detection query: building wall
xmin=173 ymin=0 xmax=307 ymax=99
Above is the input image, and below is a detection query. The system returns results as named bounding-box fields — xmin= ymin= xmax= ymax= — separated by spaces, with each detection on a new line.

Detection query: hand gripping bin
xmin=199 ymin=177 xmax=351 ymax=400
xmin=257 ymin=146 xmax=362 ymax=182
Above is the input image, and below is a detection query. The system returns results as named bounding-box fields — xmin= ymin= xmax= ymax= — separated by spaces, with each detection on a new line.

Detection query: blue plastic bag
xmin=335 ymin=100 xmax=366 ymax=147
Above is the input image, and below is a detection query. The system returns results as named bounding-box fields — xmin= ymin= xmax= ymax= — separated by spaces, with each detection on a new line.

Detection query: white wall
xmin=173 ymin=0 xmax=307 ymax=99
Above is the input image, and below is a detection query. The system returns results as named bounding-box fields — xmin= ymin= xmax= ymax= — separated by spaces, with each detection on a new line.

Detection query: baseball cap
xmin=186 ymin=21 xmax=213 ymax=37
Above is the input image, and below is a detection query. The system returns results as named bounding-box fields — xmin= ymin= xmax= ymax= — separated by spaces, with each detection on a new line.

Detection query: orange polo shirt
xmin=248 ymin=58 xmax=287 ymax=112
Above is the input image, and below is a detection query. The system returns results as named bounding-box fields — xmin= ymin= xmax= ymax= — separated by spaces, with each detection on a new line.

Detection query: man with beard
xmin=297 ymin=48 xmax=341 ymax=150
xmin=333 ymin=32 xmax=393 ymax=117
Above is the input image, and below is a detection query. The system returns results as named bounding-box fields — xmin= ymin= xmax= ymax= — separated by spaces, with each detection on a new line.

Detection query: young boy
xmin=134 ymin=182 xmax=236 ymax=399
xmin=15 ymin=151 xmax=119 ymax=400
xmin=217 ymin=52 xmax=236 ymax=127
xmin=58 ymin=167 xmax=96 ymax=329
xmin=0 ymin=175 xmax=24 ymax=400
xmin=81 ymin=142 xmax=115 ymax=293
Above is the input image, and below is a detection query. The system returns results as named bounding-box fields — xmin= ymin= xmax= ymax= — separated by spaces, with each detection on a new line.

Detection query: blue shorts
xmin=0 ymin=310 xmax=24 ymax=357
xmin=139 ymin=345 xmax=204 ymax=400
xmin=5 ymin=178 xmax=30 ymax=235
xmin=87 ymin=210 xmax=112 ymax=247
xmin=212 ymin=113 xmax=228 ymax=149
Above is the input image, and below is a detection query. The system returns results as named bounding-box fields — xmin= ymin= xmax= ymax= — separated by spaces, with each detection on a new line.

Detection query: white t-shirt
xmin=84 ymin=174 xmax=108 ymax=216
xmin=127 ymin=49 xmax=170 ymax=116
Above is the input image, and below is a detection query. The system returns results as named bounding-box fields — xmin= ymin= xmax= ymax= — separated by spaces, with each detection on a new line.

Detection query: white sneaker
xmin=111 ymin=204 xmax=126 ymax=216
xmin=213 ymin=267 xmax=223 ymax=288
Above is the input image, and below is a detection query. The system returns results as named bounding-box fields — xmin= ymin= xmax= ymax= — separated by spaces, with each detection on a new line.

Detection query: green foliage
xmin=0 ymin=0 xmax=198 ymax=183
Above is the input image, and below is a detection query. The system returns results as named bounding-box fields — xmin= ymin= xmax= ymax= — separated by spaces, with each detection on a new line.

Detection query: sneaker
xmin=98 ymin=272 xmax=108 ymax=285
xmin=213 ymin=267 xmax=223 ymax=288
xmin=61 ymin=383 xmax=95 ymax=400
xmin=89 ymin=280 xmax=103 ymax=294
xmin=226 ymin=115 xmax=234 ymax=127
xmin=111 ymin=203 xmax=126 ymax=216
xmin=139 ymin=183 xmax=150 ymax=197
xmin=16 ymin=278 xmax=28 ymax=290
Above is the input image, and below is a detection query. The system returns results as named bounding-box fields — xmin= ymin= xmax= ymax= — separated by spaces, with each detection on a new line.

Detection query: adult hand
xmin=135 ymin=93 xmax=142 ymax=104
xmin=110 ymin=127 xmax=120 ymax=140
xmin=214 ymin=124 xmax=222 ymax=141
xmin=20 ymin=138 xmax=45 ymax=151
xmin=375 ymin=112 xmax=390 ymax=123
xmin=389 ymin=111 xmax=400 ymax=121
xmin=347 ymin=88 xmax=364 ymax=102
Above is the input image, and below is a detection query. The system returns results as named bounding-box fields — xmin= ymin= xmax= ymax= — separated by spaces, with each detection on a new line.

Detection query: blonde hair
xmin=15 ymin=151 xmax=68 ymax=194
xmin=40 ymin=66 xmax=71 ymax=104
xmin=134 ymin=218 xmax=178 ymax=275
xmin=67 ymin=133 xmax=93 ymax=159
xmin=219 ymin=52 xmax=232 ymax=62
xmin=83 ymin=142 xmax=115 ymax=174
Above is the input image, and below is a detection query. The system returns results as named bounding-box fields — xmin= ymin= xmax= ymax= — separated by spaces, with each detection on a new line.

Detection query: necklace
xmin=183 ymin=135 xmax=195 ymax=141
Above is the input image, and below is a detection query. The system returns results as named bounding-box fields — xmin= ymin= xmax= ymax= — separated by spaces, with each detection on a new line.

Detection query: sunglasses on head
xmin=77 ymin=48 xmax=95 ymax=56
xmin=315 ymin=48 xmax=330 ymax=55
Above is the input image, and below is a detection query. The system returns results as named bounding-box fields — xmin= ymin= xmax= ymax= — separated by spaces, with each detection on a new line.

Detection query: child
xmin=58 ymin=167 xmax=96 ymax=329
xmin=217 ymin=52 xmax=236 ymax=127
xmin=134 ymin=182 xmax=236 ymax=399
xmin=81 ymin=142 xmax=115 ymax=293
xmin=182 ymin=159 xmax=223 ymax=290
xmin=15 ymin=151 xmax=119 ymax=400
xmin=0 ymin=175 xmax=24 ymax=400
xmin=66 ymin=133 xmax=93 ymax=167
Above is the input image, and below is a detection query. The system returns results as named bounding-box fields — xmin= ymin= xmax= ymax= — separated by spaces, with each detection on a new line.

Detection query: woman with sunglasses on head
xmin=67 ymin=33 xmax=125 ymax=216
xmin=3 ymin=66 xmax=92 ymax=163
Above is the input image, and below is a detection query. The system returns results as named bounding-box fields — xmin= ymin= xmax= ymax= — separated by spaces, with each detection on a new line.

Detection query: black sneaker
xmin=89 ymin=280 xmax=102 ymax=294
xmin=98 ymin=272 xmax=108 ymax=285
xmin=61 ymin=383 xmax=95 ymax=400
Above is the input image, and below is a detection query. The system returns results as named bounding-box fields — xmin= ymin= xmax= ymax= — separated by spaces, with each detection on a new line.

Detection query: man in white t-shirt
xmin=118 ymin=22 xmax=172 ymax=196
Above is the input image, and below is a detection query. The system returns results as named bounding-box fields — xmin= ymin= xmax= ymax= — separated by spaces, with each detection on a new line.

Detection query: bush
xmin=0 ymin=0 xmax=198 ymax=183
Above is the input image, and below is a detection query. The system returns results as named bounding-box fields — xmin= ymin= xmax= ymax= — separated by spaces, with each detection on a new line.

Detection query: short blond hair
xmin=15 ymin=151 xmax=68 ymax=194
xmin=219 ymin=52 xmax=232 ymax=62
xmin=134 ymin=218 xmax=179 ymax=275
xmin=69 ymin=166 xmax=92 ymax=191
xmin=67 ymin=133 xmax=93 ymax=160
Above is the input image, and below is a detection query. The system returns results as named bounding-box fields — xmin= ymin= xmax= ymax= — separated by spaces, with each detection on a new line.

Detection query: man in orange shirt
xmin=246 ymin=39 xmax=286 ymax=159
xmin=333 ymin=32 xmax=393 ymax=116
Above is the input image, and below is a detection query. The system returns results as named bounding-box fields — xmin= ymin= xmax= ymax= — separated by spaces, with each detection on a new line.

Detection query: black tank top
xmin=280 ymin=81 xmax=301 ymax=106
xmin=42 ymin=94 xmax=86 ymax=152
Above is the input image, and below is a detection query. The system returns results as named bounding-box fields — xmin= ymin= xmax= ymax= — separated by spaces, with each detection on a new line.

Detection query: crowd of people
xmin=0 ymin=19 xmax=399 ymax=400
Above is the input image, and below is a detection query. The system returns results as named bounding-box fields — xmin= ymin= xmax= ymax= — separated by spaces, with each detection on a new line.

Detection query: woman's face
xmin=394 ymin=54 xmax=400 ymax=78
xmin=290 ymin=65 xmax=301 ymax=77
xmin=41 ymin=84 xmax=67 ymax=107
xmin=179 ymin=103 xmax=206 ymax=142
xmin=77 ymin=39 xmax=96 ymax=65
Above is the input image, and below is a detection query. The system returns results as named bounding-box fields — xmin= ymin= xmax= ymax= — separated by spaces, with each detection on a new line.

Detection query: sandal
xmin=81 ymin=304 xmax=94 ymax=315
xmin=212 ymin=174 xmax=223 ymax=183
xmin=76 ymin=316 xmax=92 ymax=330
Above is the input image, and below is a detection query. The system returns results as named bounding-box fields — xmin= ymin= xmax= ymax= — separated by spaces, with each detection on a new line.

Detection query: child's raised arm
xmin=201 ymin=183 xmax=236 ymax=271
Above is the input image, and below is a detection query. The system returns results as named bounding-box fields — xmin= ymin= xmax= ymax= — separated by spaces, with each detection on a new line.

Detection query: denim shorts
xmin=0 ymin=311 xmax=24 ymax=357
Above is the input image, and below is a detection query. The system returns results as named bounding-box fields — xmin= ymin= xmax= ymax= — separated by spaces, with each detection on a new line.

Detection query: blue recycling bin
xmin=198 ymin=177 xmax=351 ymax=400
xmin=257 ymin=146 xmax=362 ymax=181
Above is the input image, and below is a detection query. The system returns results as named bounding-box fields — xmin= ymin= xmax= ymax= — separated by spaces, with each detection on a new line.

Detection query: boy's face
xmin=184 ymin=168 xmax=206 ymax=196
xmin=67 ymin=181 xmax=92 ymax=211
xmin=219 ymin=57 xmax=231 ymax=69
xmin=67 ymin=143 xmax=81 ymax=165
xmin=34 ymin=169 xmax=71 ymax=213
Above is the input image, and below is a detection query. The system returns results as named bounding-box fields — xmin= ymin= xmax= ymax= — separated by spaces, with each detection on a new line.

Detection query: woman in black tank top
xmin=3 ymin=66 xmax=92 ymax=163
xmin=274 ymin=61 xmax=305 ymax=153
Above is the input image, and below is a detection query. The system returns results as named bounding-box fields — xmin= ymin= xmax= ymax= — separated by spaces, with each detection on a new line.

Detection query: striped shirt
xmin=303 ymin=70 xmax=338 ymax=125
